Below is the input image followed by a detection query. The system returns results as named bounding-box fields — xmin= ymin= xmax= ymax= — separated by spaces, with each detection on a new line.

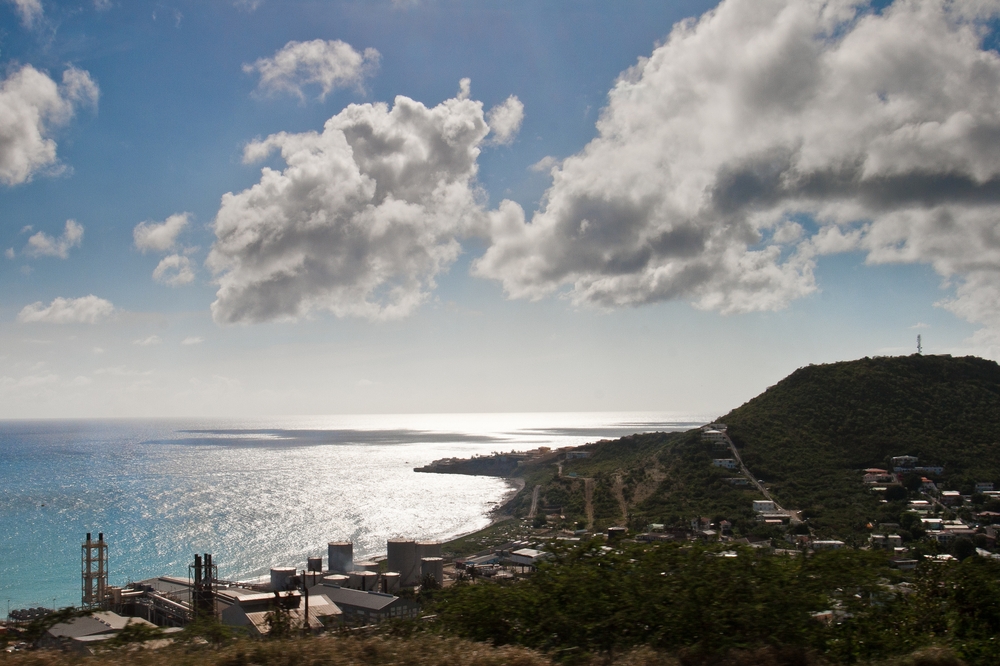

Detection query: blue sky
xmin=0 ymin=0 xmax=997 ymax=418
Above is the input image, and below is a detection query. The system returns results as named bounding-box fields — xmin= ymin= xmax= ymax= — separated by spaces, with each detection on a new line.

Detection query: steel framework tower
xmin=81 ymin=532 xmax=108 ymax=608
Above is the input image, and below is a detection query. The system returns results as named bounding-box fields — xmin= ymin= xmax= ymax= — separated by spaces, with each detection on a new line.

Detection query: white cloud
xmin=93 ymin=0 xmax=111 ymax=10
xmin=0 ymin=65 xmax=99 ymax=186
xmin=24 ymin=219 xmax=83 ymax=258
xmin=6 ymin=0 xmax=42 ymax=28
xmin=152 ymin=254 xmax=195 ymax=286
xmin=206 ymin=85 xmax=490 ymax=323
xmin=133 ymin=335 xmax=161 ymax=346
xmin=530 ymin=156 xmax=559 ymax=173
xmin=911 ymin=322 xmax=929 ymax=329
xmin=133 ymin=213 xmax=189 ymax=253
xmin=17 ymin=295 xmax=114 ymax=324
xmin=486 ymin=95 xmax=524 ymax=145
xmin=233 ymin=0 xmax=261 ymax=11
xmin=4 ymin=248 xmax=14 ymax=259
xmin=473 ymin=0 xmax=1000 ymax=341
xmin=244 ymin=39 xmax=380 ymax=101
xmin=181 ymin=336 xmax=203 ymax=345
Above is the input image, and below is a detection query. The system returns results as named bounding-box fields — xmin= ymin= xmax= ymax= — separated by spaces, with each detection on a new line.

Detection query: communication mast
xmin=81 ymin=532 xmax=108 ymax=608
xmin=917 ymin=334 xmax=922 ymax=355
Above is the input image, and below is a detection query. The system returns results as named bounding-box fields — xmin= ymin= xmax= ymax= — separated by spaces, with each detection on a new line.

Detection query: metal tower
xmin=189 ymin=553 xmax=217 ymax=619
xmin=917 ymin=334 xmax=922 ymax=355
xmin=81 ymin=532 xmax=108 ymax=608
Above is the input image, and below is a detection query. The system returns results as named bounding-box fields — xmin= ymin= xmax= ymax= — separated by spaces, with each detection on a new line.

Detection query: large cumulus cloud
xmin=0 ymin=65 xmax=98 ymax=186
xmin=206 ymin=82 xmax=493 ymax=323
xmin=474 ymin=0 xmax=1000 ymax=337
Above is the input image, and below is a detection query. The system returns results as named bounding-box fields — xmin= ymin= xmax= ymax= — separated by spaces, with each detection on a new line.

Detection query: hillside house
xmin=976 ymin=482 xmax=995 ymax=493
xmin=753 ymin=500 xmax=777 ymax=513
xmin=863 ymin=469 xmax=896 ymax=484
xmin=891 ymin=455 xmax=918 ymax=470
xmin=940 ymin=490 xmax=962 ymax=506
xmin=713 ymin=458 xmax=737 ymax=469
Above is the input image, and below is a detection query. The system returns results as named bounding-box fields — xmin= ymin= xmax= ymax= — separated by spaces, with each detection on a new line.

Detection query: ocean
xmin=0 ymin=412 xmax=705 ymax=612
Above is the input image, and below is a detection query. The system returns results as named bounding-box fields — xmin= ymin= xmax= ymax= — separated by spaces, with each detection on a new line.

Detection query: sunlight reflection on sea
xmin=0 ymin=412 xmax=706 ymax=610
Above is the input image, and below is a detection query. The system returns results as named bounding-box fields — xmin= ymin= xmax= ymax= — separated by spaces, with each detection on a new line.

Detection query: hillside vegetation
xmin=503 ymin=355 xmax=1000 ymax=538
xmin=723 ymin=355 xmax=1000 ymax=535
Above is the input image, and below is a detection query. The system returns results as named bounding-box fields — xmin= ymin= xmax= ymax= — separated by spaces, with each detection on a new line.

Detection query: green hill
xmin=500 ymin=354 xmax=1000 ymax=539
xmin=722 ymin=354 xmax=1000 ymax=535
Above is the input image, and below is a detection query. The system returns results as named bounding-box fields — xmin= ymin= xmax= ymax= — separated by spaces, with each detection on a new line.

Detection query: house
xmin=306 ymin=584 xmax=418 ymax=625
xmin=508 ymin=548 xmax=549 ymax=569
xmin=863 ymin=469 xmax=896 ymax=484
xmin=976 ymin=482 xmax=995 ymax=493
xmin=753 ymin=500 xmax=777 ymax=513
xmin=921 ymin=477 xmax=937 ymax=492
xmin=891 ymin=455 xmax=918 ymax=471
xmin=712 ymin=459 xmax=737 ymax=469
xmin=870 ymin=534 xmax=903 ymax=550
xmin=564 ymin=450 xmax=591 ymax=459
xmin=940 ymin=490 xmax=962 ymax=506
xmin=811 ymin=540 xmax=845 ymax=552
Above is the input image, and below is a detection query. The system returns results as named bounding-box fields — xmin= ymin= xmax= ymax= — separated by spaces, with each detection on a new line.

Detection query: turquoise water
xmin=0 ymin=412 xmax=703 ymax=612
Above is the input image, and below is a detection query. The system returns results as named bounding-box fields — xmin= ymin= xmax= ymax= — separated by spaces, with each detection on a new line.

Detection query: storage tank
xmin=328 ymin=542 xmax=353 ymax=573
xmin=387 ymin=539 xmax=418 ymax=586
xmin=357 ymin=571 xmax=378 ymax=591
xmin=420 ymin=557 xmax=444 ymax=586
xmin=382 ymin=571 xmax=401 ymax=594
xmin=354 ymin=560 xmax=379 ymax=573
xmin=415 ymin=541 xmax=442 ymax=560
xmin=270 ymin=567 xmax=297 ymax=591
xmin=307 ymin=557 xmax=323 ymax=573
xmin=323 ymin=574 xmax=350 ymax=587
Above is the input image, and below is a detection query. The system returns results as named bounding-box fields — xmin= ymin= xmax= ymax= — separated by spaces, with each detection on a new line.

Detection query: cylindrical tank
xmin=415 ymin=541 xmax=442 ymax=560
xmin=357 ymin=571 xmax=378 ymax=591
xmin=328 ymin=542 xmax=353 ymax=573
xmin=420 ymin=557 xmax=444 ymax=586
xmin=323 ymin=574 xmax=350 ymax=587
xmin=307 ymin=557 xmax=323 ymax=573
xmin=387 ymin=539 xmax=418 ymax=586
xmin=382 ymin=571 xmax=401 ymax=594
xmin=270 ymin=567 xmax=297 ymax=591
xmin=354 ymin=560 xmax=379 ymax=573
xmin=347 ymin=571 xmax=363 ymax=589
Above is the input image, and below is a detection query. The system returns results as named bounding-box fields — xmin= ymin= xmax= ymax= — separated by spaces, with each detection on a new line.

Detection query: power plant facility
xmin=10 ymin=529 xmax=556 ymax=650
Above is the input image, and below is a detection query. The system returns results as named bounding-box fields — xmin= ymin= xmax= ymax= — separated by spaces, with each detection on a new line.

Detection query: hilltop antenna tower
xmin=81 ymin=532 xmax=108 ymax=608
xmin=917 ymin=334 xmax=922 ymax=355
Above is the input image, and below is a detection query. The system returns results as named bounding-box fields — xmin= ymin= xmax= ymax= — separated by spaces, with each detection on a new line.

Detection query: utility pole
xmin=917 ymin=334 xmax=922 ymax=355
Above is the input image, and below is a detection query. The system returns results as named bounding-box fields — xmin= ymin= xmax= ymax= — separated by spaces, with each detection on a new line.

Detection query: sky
xmin=1 ymin=0 xmax=1000 ymax=419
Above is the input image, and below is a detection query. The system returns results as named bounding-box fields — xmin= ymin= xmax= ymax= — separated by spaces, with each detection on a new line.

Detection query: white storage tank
xmin=354 ymin=560 xmax=379 ymax=573
xmin=270 ymin=567 xmax=297 ymax=591
xmin=358 ymin=571 xmax=378 ymax=591
xmin=382 ymin=571 xmax=401 ymax=594
xmin=420 ymin=557 xmax=444 ymax=586
xmin=415 ymin=541 xmax=442 ymax=560
xmin=387 ymin=539 xmax=418 ymax=586
xmin=323 ymin=574 xmax=350 ymax=587
xmin=307 ymin=557 xmax=323 ymax=572
xmin=328 ymin=541 xmax=353 ymax=573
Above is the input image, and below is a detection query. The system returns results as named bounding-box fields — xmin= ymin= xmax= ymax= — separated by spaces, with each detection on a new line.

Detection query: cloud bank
xmin=473 ymin=0 xmax=1000 ymax=341
xmin=0 ymin=65 xmax=99 ymax=186
xmin=25 ymin=219 xmax=83 ymax=258
xmin=245 ymin=39 xmax=380 ymax=101
xmin=18 ymin=295 xmax=114 ymax=324
xmin=207 ymin=83 xmax=491 ymax=323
